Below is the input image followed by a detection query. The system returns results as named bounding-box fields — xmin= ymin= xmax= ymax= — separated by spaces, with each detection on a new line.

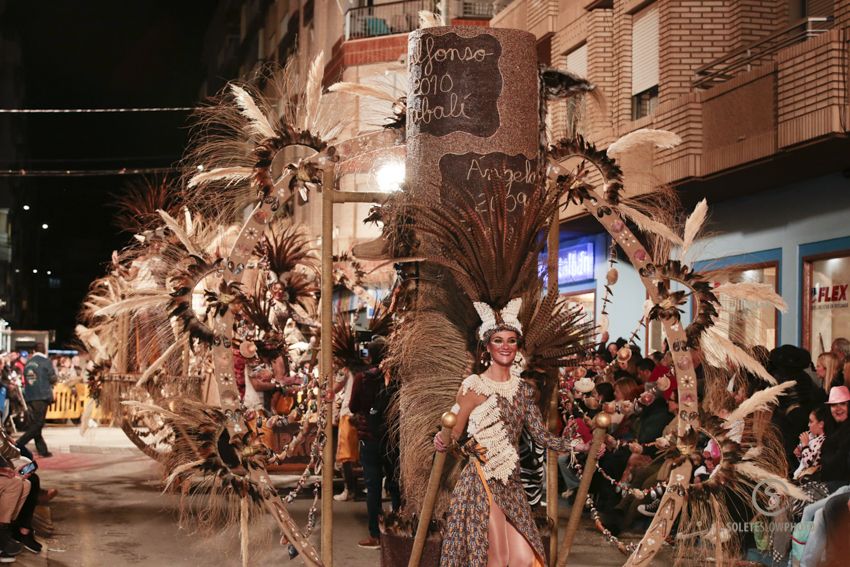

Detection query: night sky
xmin=4 ymin=1 xmax=217 ymax=345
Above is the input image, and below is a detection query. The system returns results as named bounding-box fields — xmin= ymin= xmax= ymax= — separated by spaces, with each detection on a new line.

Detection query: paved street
xmin=15 ymin=426 xmax=665 ymax=567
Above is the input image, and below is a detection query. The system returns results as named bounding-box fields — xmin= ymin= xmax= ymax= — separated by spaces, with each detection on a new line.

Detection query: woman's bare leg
xmin=506 ymin=520 xmax=535 ymax=567
xmin=487 ymin=500 xmax=509 ymax=567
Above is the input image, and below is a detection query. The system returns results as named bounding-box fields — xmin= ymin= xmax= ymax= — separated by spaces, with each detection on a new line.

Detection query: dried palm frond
xmin=111 ymin=177 xmax=181 ymax=234
xmin=259 ymin=224 xmax=318 ymax=277
xmin=522 ymin=283 xmax=595 ymax=371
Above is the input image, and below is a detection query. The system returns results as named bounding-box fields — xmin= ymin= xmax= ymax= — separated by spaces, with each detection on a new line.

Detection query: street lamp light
xmin=22 ymin=205 xmax=30 ymax=211
xmin=41 ymin=223 xmax=48 ymax=230
xmin=32 ymin=269 xmax=37 ymax=274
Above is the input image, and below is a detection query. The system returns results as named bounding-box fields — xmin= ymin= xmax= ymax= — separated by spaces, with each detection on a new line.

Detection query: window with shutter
xmin=631 ymin=3 xmax=659 ymax=119
xmin=564 ymin=44 xmax=588 ymax=135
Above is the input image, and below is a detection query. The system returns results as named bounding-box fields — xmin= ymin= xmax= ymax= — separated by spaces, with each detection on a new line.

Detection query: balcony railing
xmin=345 ymin=0 xmax=438 ymax=40
xmin=693 ymin=17 xmax=832 ymax=89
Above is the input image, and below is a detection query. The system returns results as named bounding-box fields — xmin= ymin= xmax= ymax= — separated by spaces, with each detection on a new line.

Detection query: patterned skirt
xmin=440 ymin=458 xmax=545 ymax=566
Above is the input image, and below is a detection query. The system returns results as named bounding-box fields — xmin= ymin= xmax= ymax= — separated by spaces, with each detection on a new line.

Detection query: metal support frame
xmin=320 ymin=173 xmax=389 ymax=566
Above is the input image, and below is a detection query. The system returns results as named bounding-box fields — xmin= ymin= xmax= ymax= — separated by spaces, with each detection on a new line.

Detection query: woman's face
xmin=487 ymin=330 xmax=519 ymax=367
xmin=816 ymin=361 xmax=826 ymax=379
xmin=809 ymin=412 xmax=825 ymax=436
xmin=607 ymin=343 xmax=619 ymax=357
xmin=831 ymin=402 xmax=848 ymax=423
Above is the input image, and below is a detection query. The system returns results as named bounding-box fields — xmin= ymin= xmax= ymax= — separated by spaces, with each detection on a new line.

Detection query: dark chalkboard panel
xmin=408 ymin=32 xmax=502 ymax=138
xmin=438 ymin=152 xmax=538 ymax=220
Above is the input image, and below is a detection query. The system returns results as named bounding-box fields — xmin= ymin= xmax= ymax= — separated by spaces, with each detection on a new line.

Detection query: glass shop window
xmin=804 ymin=252 xmax=850 ymax=354
xmin=562 ymin=290 xmax=595 ymax=326
xmin=707 ymin=263 xmax=779 ymax=350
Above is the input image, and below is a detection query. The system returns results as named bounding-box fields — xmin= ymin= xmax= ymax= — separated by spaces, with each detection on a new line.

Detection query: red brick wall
xmin=586 ymin=8 xmax=616 ymax=144
xmin=659 ymin=0 xmax=729 ymax=105
xmin=323 ymin=34 xmax=409 ymax=85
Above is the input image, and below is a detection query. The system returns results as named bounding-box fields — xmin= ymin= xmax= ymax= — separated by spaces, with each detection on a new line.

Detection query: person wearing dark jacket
xmin=16 ymin=345 xmax=56 ymax=458
xmin=769 ymin=345 xmax=826 ymax=467
xmin=348 ymin=338 xmax=400 ymax=549
xmin=820 ymin=386 xmax=850 ymax=491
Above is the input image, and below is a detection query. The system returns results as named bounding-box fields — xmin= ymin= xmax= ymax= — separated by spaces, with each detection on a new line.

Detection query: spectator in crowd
xmin=349 ymin=338 xmax=400 ymax=549
xmin=0 ymin=429 xmax=26 ymax=562
xmin=635 ymin=358 xmax=655 ymax=384
xmin=815 ymin=352 xmax=840 ymax=392
xmin=831 ymin=337 xmax=849 ymax=385
xmin=769 ymin=345 xmax=825 ymax=466
xmin=16 ymin=344 xmax=57 ymax=458
xmin=333 ymin=368 xmax=360 ymax=502
xmin=793 ymin=406 xmax=827 ymax=481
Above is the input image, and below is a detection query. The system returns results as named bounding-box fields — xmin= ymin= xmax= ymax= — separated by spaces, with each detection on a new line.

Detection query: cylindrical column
xmin=406 ymin=26 xmax=540 ymax=207
xmin=320 ymin=166 xmax=335 ymax=566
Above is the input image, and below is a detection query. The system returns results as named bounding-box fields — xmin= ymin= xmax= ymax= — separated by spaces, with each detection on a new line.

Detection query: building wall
xmin=592 ymin=174 xmax=850 ymax=349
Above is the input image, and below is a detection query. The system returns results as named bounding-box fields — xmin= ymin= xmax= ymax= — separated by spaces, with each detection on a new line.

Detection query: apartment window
xmin=564 ymin=44 xmax=588 ymax=135
xmin=631 ymin=3 xmax=659 ymax=120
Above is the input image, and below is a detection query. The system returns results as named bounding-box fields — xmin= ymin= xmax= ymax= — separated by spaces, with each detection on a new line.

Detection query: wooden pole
xmin=546 ymin=214 xmax=560 ymax=566
xmin=320 ymin=167 xmax=335 ymax=566
xmin=408 ymin=412 xmax=456 ymax=567
xmin=557 ymin=413 xmax=610 ymax=567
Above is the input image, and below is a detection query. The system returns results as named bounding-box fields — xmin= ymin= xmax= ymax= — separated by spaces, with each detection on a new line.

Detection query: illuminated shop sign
xmin=556 ymin=241 xmax=595 ymax=284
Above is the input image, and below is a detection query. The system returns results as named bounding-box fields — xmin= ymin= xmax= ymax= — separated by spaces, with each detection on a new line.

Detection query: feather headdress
xmin=474 ymin=298 xmax=523 ymax=340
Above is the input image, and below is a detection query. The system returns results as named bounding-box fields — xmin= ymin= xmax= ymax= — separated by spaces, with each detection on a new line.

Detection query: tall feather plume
xmin=301 ymin=51 xmax=325 ymax=132
xmin=230 ymin=84 xmax=276 ymax=140
xmin=702 ymin=326 xmax=777 ymax=384
xmin=188 ymin=166 xmax=254 ymax=189
xmin=713 ymin=282 xmax=788 ymax=312
xmin=735 ymin=461 xmax=810 ymax=501
xmin=606 ymin=129 xmax=681 ymax=197
xmin=683 ymin=198 xmax=708 ymax=257
xmin=723 ymin=381 xmax=796 ymax=425
xmin=327 ymin=82 xmax=398 ymax=103
xmin=158 ymin=210 xmax=201 ymax=257
xmin=617 ymin=202 xmax=684 ymax=247
xmin=419 ymin=10 xmax=441 ymax=28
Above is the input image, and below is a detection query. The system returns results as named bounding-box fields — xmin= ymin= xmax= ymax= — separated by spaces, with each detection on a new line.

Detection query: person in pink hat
xmin=820 ymin=385 xmax=850 ymax=489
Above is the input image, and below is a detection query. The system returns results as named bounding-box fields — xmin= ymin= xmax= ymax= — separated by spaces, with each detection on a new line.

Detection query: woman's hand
xmin=799 ymin=432 xmax=810 ymax=447
xmin=434 ymin=432 xmax=447 ymax=453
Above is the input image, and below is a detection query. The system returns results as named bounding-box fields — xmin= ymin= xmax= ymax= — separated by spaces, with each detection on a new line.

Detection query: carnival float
xmin=74 ymin=16 xmax=802 ymax=567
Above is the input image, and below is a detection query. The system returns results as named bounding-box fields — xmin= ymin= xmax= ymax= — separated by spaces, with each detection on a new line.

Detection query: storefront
xmin=542 ymin=233 xmax=608 ymax=326
xmin=801 ymin=236 xmax=850 ymax=354
xmin=695 ymin=249 xmax=782 ymax=350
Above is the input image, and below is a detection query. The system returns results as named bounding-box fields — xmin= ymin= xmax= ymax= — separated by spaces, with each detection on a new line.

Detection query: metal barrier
xmin=345 ymin=0 xmax=438 ymax=40
xmin=693 ymin=17 xmax=833 ymax=89
xmin=45 ymin=383 xmax=87 ymax=421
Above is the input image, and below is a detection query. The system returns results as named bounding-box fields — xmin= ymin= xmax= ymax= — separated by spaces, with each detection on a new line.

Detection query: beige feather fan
xmin=327 ymin=82 xmax=398 ymax=103
xmin=702 ymin=326 xmax=777 ymax=384
xmin=735 ymin=461 xmax=810 ymax=502
xmin=230 ymin=84 xmax=276 ymax=140
xmin=187 ymin=166 xmax=254 ymax=189
xmin=93 ymin=291 xmax=169 ymax=318
xmin=158 ymin=210 xmax=201 ymax=257
xmin=723 ymin=381 xmax=796 ymax=426
xmin=419 ymin=10 xmax=441 ymax=28
xmin=301 ymin=51 xmax=324 ymax=132
xmin=607 ymin=129 xmax=681 ymax=196
xmin=713 ymin=282 xmax=788 ymax=313
xmin=617 ymin=202 xmax=684 ymax=247
xmin=136 ymin=338 xmax=187 ymax=388
xmin=683 ymin=198 xmax=708 ymax=256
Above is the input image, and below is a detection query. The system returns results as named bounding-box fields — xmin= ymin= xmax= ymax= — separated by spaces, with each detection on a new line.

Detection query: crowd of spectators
xmin=556 ymin=334 xmax=850 ymax=566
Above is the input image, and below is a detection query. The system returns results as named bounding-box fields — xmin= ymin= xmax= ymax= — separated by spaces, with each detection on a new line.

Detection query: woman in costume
xmin=434 ymin=299 xmax=577 ymax=567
